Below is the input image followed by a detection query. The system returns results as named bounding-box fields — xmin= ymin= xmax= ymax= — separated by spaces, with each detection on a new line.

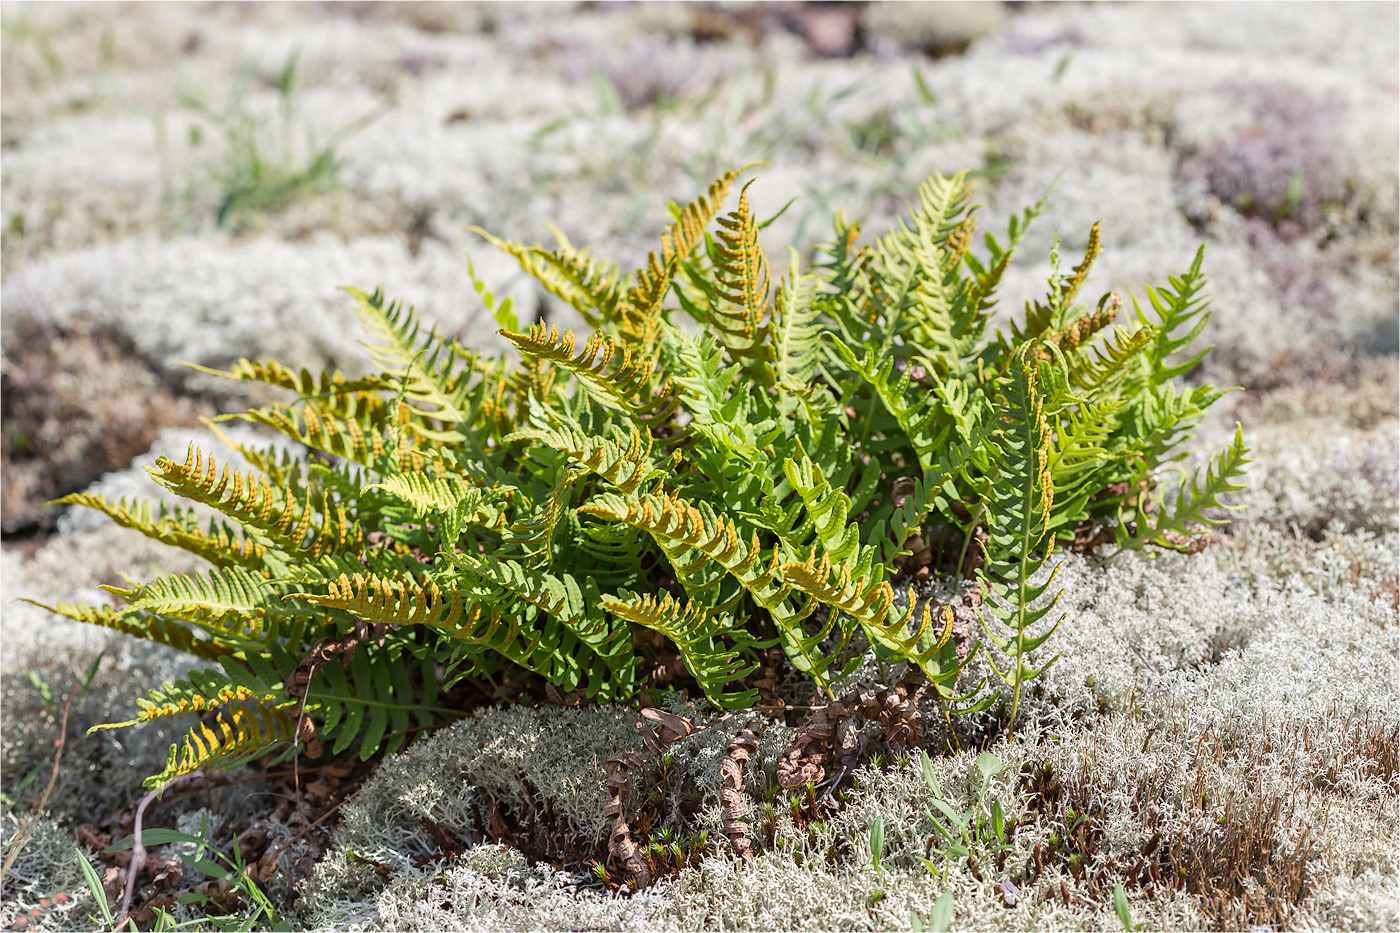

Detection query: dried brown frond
xmin=602 ymin=707 xmax=703 ymax=890
xmin=720 ymin=720 xmax=766 ymax=858
xmin=776 ymin=684 xmax=923 ymax=790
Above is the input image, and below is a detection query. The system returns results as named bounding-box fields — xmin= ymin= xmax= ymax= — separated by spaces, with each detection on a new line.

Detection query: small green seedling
xmin=1114 ymin=882 xmax=1148 ymax=931
xmin=918 ymin=750 xmax=1013 ymax=880
xmin=869 ymin=814 xmax=885 ymax=877
xmin=76 ymin=847 xmax=116 ymax=929
xmin=103 ymin=816 xmax=287 ymax=931
xmin=911 ymin=890 xmax=956 ymax=932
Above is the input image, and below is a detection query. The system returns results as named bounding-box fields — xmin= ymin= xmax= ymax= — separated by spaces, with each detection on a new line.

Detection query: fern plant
xmin=30 ymin=168 xmax=1247 ymax=788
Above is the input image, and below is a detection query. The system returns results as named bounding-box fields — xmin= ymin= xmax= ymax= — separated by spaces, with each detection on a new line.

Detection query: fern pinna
xmin=31 ymin=169 xmax=1246 ymax=788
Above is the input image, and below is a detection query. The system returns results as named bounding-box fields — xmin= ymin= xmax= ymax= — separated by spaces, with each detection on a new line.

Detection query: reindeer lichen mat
xmin=29 ymin=170 xmax=1248 ymax=790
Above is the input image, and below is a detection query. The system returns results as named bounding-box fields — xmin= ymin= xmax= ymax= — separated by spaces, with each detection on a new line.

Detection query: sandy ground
xmin=1 ymin=2 xmax=1397 ymax=930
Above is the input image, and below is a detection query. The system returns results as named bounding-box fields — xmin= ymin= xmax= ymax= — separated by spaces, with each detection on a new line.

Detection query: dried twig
xmin=0 ymin=686 xmax=78 ymax=892
xmin=114 ymin=770 xmax=205 ymax=930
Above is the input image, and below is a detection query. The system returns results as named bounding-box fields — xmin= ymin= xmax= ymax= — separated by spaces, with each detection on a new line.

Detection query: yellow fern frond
xmin=18 ymin=600 xmax=239 ymax=661
xmin=780 ymin=551 xmax=893 ymax=634
xmin=182 ymin=359 xmax=396 ymax=408
xmin=294 ymin=573 xmax=543 ymax=666
xmin=52 ymin=493 xmax=266 ymax=569
xmin=151 ymin=445 xmax=364 ymax=560
xmin=147 ymin=700 xmax=297 ymax=789
xmin=471 ymin=225 xmax=624 ymax=328
xmin=94 ymin=670 xmax=274 ymax=730
xmin=502 ymin=323 xmax=677 ymax=423
xmin=623 ymin=169 xmax=742 ymax=348
xmin=599 ymin=589 xmax=757 ymax=709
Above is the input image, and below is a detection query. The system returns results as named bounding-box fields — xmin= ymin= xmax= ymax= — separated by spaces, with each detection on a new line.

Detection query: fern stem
xmin=853 ymin=392 xmax=880 ymax=452
xmin=954 ymin=503 xmax=985 ymax=579
xmin=936 ymin=689 xmax=961 ymax=753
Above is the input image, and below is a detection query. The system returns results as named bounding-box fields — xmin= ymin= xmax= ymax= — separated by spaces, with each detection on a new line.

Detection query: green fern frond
xmin=505 ymin=419 xmax=667 ymax=495
xmin=103 ymin=566 xmax=307 ymax=638
xmin=230 ymin=402 xmax=402 ymax=469
xmin=306 ymin=643 xmax=451 ymax=760
xmin=182 ymin=358 xmax=397 ymax=403
xmin=666 ymin=326 xmax=779 ymax=463
xmin=833 ymin=338 xmax=949 ymax=471
xmin=600 ymin=590 xmax=757 ymax=709
xmin=580 ymin=490 xmax=846 ymax=692
xmin=975 ymin=352 xmax=1067 ymax=734
xmin=346 ymin=287 xmax=472 ymax=428
xmin=1070 ymin=325 xmax=1154 ymax=392
xmin=52 ymin=493 xmax=266 ymax=569
xmin=293 ymin=572 xmax=583 ymax=686
xmin=1135 ymin=244 xmax=1213 ymax=384
xmin=768 ymin=248 xmax=827 ymax=392
xmin=18 ymin=600 xmax=239 ymax=661
xmin=782 ymin=445 xmax=861 ymax=563
xmin=1122 ymin=423 xmax=1251 ymax=552
xmin=502 ymin=323 xmax=676 ymax=423
xmin=367 ymin=471 xmax=509 ymax=543
xmin=450 ymin=553 xmax=637 ymax=693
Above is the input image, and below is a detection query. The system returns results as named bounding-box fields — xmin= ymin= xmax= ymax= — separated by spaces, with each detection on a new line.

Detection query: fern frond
xmin=52 ymin=493 xmax=266 ymax=569
xmin=689 ymin=179 xmax=771 ymax=366
xmin=292 ymin=572 xmax=588 ymax=688
xmin=780 ymin=554 xmax=961 ymax=684
xmin=666 ymin=326 xmax=779 ymax=462
xmin=779 ymin=551 xmax=891 ymax=641
xmin=94 ymin=667 xmax=280 ymax=730
xmin=18 ymin=600 xmax=239 ymax=661
xmin=580 ymin=490 xmax=846 ymax=693
xmin=600 ymin=590 xmax=757 ymax=709
xmin=1122 ymin=424 xmax=1251 ymax=552
xmin=505 ymin=420 xmax=667 ymax=495
xmin=451 ymin=554 xmax=637 ymax=695
xmin=1135 ymin=244 xmax=1213 ymax=383
xmin=471 ymin=224 xmax=624 ymax=328
xmin=146 ymin=699 xmax=298 ymax=789
xmin=306 ymin=642 xmax=451 ymax=759
xmin=502 ymin=323 xmax=677 ymax=424
xmin=182 ymin=358 xmax=396 ymax=405
xmin=102 ymin=566 xmax=307 ymax=638
xmin=1070 ymin=325 xmax=1154 ymax=392
xmin=230 ymin=403 xmax=400 ymax=469
xmin=768 ymin=248 xmax=827 ymax=391
xmin=782 ymin=445 xmax=861 ymax=563
xmin=346 ymin=287 xmax=472 ymax=428
xmin=623 ymin=169 xmax=742 ymax=348
xmin=150 ymin=444 xmax=364 ymax=560
xmin=833 ymin=339 xmax=950 ymax=471
xmin=976 ymin=352 xmax=1066 ymax=734
xmin=367 ymin=471 xmax=509 ymax=543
